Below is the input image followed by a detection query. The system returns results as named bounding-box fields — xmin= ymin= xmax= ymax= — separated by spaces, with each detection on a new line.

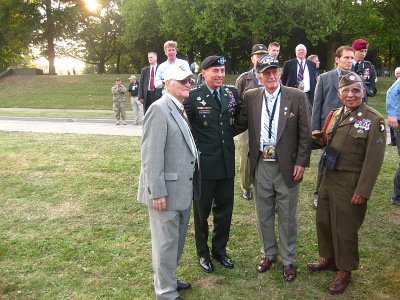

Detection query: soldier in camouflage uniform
xmin=184 ymin=55 xmax=242 ymax=273
xmin=111 ymin=78 xmax=127 ymax=125
xmin=351 ymin=39 xmax=377 ymax=104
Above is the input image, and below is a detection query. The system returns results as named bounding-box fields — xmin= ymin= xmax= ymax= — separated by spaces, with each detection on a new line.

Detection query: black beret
xmin=201 ymin=55 xmax=226 ymax=69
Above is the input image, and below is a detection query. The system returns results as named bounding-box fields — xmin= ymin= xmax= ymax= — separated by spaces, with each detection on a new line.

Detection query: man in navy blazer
xmin=139 ymin=52 xmax=162 ymax=114
xmin=281 ymin=44 xmax=317 ymax=114
xmin=138 ymin=65 xmax=197 ymax=300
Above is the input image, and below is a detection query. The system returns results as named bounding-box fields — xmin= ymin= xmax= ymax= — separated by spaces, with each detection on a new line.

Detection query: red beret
xmin=352 ymin=39 xmax=369 ymax=51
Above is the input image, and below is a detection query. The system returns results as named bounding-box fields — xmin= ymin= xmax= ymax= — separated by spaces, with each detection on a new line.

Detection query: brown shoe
xmin=307 ymin=258 xmax=338 ymax=271
xmin=328 ymin=270 xmax=351 ymax=294
xmin=283 ymin=264 xmax=296 ymax=282
xmin=256 ymin=256 xmax=276 ymax=273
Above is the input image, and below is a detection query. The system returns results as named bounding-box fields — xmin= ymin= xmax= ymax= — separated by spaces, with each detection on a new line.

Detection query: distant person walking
xmin=128 ymin=75 xmax=143 ymax=125
xmin=111 ymin=78 xmax=127 ymax=125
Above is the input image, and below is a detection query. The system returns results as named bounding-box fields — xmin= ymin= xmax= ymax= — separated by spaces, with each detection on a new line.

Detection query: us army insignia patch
xmin=379 ymin=120 xmax=385 ymax=132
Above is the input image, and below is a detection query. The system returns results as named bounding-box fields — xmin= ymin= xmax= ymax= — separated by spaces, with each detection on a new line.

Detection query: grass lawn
xmin=0 ymin=131 xmax=399 ymax=299
xmin=0 ymin=74 xmax=399 ymax=299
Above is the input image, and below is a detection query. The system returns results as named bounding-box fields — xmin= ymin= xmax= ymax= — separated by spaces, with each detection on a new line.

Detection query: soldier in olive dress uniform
xmin=307 ymin=71 xmax=386 ymax=295
xmin=184 ymin=55 xmax=241 ymax=273
xmin=351 ymin=39 xmax=377 ymax=103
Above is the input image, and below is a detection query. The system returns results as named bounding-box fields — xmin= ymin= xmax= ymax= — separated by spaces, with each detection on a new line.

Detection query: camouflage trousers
xmin=113 ymin=101 xmax=126 ymax=121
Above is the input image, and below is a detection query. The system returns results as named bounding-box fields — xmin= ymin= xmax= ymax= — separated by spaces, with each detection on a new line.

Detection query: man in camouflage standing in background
xmin=112 ymin=78 xmax=127 ymax=125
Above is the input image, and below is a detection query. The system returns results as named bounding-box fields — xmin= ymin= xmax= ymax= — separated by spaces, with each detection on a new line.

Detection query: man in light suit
xmin=235 ymin=55 xmax=311 ymax=282
xmin=138 ymin=52 xmax=162 ymax=114
xmin=281 ymin=44 xmax=317 ymax=113
xmin=138 ymin=65 xmax=198 ymax=300
xmin=311 ymin=46 xmax=355 ymax=208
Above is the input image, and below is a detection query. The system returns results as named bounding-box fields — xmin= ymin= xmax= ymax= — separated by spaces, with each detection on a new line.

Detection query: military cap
xmin=164 ymin=65 xmax=196 ymax=81
xmin=251 ymin=44 xmax=268 ymax=56
xmin=256 ymin=55 xmax=279 ymax=73
xmin=116 ymin=78 xmax=121 ymax=81
xmin=201 ymin=55 xmax=226 ymax=69
xmin=338 ymin=71 xmax=363 ymax=89
xmin=352 ymin=39 xmax=369 ymax=51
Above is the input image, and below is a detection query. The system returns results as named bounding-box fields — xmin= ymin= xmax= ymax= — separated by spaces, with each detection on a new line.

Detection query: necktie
xmin=262 ymin=95 xmax=276 ymax=144
xmin=150 ymin=67 xmax=155 ymax=91
xmin=296 ymin=61 xmax=304 ymax=87
xmin=354 ymin=62 xmax=359 ymax=73
xmin=213 ymin=90 xmax=221 ymax=109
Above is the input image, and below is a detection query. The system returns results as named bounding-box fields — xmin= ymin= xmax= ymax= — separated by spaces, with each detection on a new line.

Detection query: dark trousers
xmin=193 ymin=177 xmax=234 ymax=258
xmin=144 ymin=91 xmax=156 ymax=114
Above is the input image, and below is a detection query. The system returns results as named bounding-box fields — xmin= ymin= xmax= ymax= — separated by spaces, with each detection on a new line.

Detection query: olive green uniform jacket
xmin=313 ymin=102 xmax=386 ymax=271
xmin=184 ymin=83 xmax=242 ymax=180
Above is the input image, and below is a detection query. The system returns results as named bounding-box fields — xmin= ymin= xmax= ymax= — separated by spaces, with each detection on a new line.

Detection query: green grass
xmin=0 ymin=74 xmax=398 ymax=299
xmin=0 ymin=131 xmax=399 ymax=299
xmin=0 ymin=74 xmax=237 ymax=111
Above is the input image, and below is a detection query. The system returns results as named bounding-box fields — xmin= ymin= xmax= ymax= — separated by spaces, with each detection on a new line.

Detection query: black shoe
xmin=211 ymin=254 xmax=234 ymax=269
xmin=242 ymin=189 xmax=253 ymax=200
xmin=176 ymin=280 xmax=191 ymax=291
xmin=199 ymin=257 xmax=214 ymax=273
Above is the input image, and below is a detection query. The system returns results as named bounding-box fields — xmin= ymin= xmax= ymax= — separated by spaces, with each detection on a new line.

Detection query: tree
xmin=0 ymin=0 xmax=38 ymax=69
xmin=29 ymin=0 xmax=86 ymax=75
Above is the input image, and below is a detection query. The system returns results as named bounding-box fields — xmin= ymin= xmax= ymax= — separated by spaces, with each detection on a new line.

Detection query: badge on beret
xmin=203 ymin=121 xmax=208 ymax=126
xmin=219 ymin=56 xmax=226 ymax=65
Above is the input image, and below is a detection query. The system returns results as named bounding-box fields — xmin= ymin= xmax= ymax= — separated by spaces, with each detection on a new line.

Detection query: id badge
xmin=298 ymin=81 xmax=304 ymax=91
xmin=263 ymin=145 xmax=277 ymax=161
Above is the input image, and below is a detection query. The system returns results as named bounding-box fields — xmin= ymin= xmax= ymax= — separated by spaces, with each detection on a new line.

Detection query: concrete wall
xmin=0 ymin=68 xmax=44 ymax=80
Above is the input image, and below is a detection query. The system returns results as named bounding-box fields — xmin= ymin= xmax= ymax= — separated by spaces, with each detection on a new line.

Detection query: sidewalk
xmin=0 ymin=108 xmax=143 ymax=136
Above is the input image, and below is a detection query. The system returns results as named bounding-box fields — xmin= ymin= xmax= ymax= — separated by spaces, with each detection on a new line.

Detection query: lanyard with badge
xmin=262 ymin=90 xmax=281 ymax=161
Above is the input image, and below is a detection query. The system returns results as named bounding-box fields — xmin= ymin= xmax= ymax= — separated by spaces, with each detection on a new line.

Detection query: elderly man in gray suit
xmin=234 ymin=55 xmax=311 ymax=282
xmin=311 ymin=46 xmax=355 ymax=208
xmin=138 ymin=65 xmax=198 ymax=300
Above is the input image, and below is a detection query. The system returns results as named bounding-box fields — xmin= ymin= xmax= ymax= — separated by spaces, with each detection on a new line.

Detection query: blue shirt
xmin=386 ymin=78 xmax=400 ymax=119
xmin=154 ymin=58 xmax=190 ymax=88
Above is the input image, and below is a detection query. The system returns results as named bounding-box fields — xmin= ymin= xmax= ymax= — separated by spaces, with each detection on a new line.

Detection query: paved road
xmin=0 ymin=108 xmax=392 ymax=140
xmin=0 ymin=109 xmax=142 ymax=136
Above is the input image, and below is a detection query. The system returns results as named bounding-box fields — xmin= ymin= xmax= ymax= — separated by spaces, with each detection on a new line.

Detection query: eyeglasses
xmin=341 ymin=87 xmax=363 ymax=96
xmin=177 ymin=78 xmax=194 ymax=85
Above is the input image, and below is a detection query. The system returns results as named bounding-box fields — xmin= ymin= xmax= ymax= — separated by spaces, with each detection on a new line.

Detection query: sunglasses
xmin=177 ymin=78 xmax=194 ymax=85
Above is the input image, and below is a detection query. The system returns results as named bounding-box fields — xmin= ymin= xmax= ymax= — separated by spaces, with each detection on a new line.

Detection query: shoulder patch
xmin=379 ymin=120 xmax=385 ymax=132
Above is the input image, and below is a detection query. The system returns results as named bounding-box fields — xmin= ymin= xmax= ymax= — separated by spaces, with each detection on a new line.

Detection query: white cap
xmin=164 ymin=65 xmax=196 ymax=81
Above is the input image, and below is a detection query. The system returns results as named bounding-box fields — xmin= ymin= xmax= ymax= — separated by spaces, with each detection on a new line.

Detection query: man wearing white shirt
xmin=234 ymin=55 xmax=311 ymax=282
xmin=281 ymin=44 xmax=317 ymax=114
xmin=155 ymin=41 xmax=191 ymax=91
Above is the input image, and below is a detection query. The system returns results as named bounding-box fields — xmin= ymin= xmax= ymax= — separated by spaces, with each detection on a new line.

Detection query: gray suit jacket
xmin=311 ymin=69 xmax=343 ymax=131
xmin=137 ymin=94 xmax=196 ymax=211
xmin=235 ymin=85 xmax=312 ymax=188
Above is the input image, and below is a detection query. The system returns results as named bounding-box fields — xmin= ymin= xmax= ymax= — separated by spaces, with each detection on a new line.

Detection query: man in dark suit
xmin=281 ymin=44 xmax=317 ymax=114
xmin=184 ymin=55 xmax=241 ymax=273
xmin=234 ymin=55 xmax=311 ymax=282
xmin=139 ymin=52 xmax=162 ymax=114
xmin=311 ymin=46 xmax=355 ymax=208
xmin=138 ymin=65 xmax=197 ymax=300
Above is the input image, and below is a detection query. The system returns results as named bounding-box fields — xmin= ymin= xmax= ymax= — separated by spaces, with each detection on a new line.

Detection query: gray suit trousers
xmin=149 ymin=205 xmax=191 ymax=300
xmin=254 ymin=155 xmax=299 ymax=266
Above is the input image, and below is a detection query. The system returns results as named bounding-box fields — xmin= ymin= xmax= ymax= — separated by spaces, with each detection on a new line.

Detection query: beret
xmin=352 ymin=39 xmax=369 ymax=51
xmin=201 ymin=55 xmax=226 ymax=69
xmin=256 ymin=55 xmax=279 ymax=73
